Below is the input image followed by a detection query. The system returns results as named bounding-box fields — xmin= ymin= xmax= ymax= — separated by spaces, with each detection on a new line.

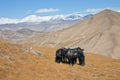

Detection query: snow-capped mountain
xmin=0 ymin=14 xmax=93 ymax=32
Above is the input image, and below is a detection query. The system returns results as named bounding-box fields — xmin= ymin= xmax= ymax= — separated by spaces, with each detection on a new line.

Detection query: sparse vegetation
xmin=0 ymin=41 xmax=120 ymax=80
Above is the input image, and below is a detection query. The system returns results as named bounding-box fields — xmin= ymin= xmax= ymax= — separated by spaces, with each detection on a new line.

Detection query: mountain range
xmin=23 ymin=9 xmax=120 ymax=59
xmin=0 ymin=9 xmax=120 ymax=80
xmin=0 ymin=14 xmax=92 ymax=42
xmin=0 ymin=14 xmax=92 ymax=32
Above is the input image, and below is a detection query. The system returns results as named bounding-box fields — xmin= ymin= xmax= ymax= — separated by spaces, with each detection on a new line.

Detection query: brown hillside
xmin=23 ymin=9 xmax=120 ymax=59
xmin=0 ymin=41 xmax=120 ymax=80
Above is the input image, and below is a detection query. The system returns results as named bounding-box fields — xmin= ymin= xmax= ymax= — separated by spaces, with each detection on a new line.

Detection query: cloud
xmin=21 ymin=15 xmax=52 ymax=22
xmin=35 ymin=8 xmax=59 ymax=13
xmin=0 ymin=15 xmax=52 ymax=24
xmin=85 ymin=8 xmax=103 ymax=14
xmin=0 ymin=13 xmax=84 ymax=24
xmin=0 ymin=8 xmax=120 ymax=25
xmin=0 ymin=17 xmax=19 ymax=24
xmin=85 ymin=8 xmax=120 ymax=14
xmin=115 ymin=9 xmax=120 ymax=12
xmin=0 ymin=15 xmax=56 ymax=24
xmin=118 ymin=10 xmax=120 ymax=12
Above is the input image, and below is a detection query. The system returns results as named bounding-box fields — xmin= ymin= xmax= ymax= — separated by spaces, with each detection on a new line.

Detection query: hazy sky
xmin=0 ymin=0 xmax=120 ymax=24
xmin=0 ymin=0 xmax=120 ymax=18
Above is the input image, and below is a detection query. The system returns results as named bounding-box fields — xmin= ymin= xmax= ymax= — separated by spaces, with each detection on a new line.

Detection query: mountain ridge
xmin=23 ymin=9 xmax=120 ymax=59
xmin=0 ymin=14 xmax=93 ymax=32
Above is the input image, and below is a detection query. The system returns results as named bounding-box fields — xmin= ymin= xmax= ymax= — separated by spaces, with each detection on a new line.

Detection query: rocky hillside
xmin=0 ymin=15 xmax=92 ymax=42
xmin=0 ymin=41 xmax=120 ymax=80
xmin=23 ymin=9 xmax=120 ymax=59
xmin=0 ymin=28 xmax=37 ymax=42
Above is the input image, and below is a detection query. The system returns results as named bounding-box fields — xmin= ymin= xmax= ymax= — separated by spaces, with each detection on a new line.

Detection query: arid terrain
xmin=0 ymin=9 xmax=120 ymax=80
xmin=0 ymin=0 xmax=120 ymax=80
xmin=23 ymin=9 xmax=120 ymax=59
xmin=0 ymin=41 xmax=120 ymax=80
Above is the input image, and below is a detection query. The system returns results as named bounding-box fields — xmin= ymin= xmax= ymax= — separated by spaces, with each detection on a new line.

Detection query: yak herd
xmin=55 ymin=47 xmax=85 ymax=66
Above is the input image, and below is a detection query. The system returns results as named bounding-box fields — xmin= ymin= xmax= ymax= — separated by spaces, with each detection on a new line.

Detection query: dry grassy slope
xmin=0 ymin=41 xmax=120 ymax=80
xmin=23 ymin=9 xmax=120 ymax=59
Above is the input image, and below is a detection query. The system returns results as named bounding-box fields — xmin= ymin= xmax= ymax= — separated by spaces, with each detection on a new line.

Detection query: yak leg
xmin=78 ymin=56 xmax=85 ymax=66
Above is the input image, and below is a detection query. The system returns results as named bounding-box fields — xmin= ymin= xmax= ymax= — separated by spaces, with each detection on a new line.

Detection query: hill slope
xmin=0 ymin=41 xmax=120 ymax=80
xmin=0 ymin=29 xmax=37 ymax=42
xmin=23 ymin=9 xmax=120 ymax=59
